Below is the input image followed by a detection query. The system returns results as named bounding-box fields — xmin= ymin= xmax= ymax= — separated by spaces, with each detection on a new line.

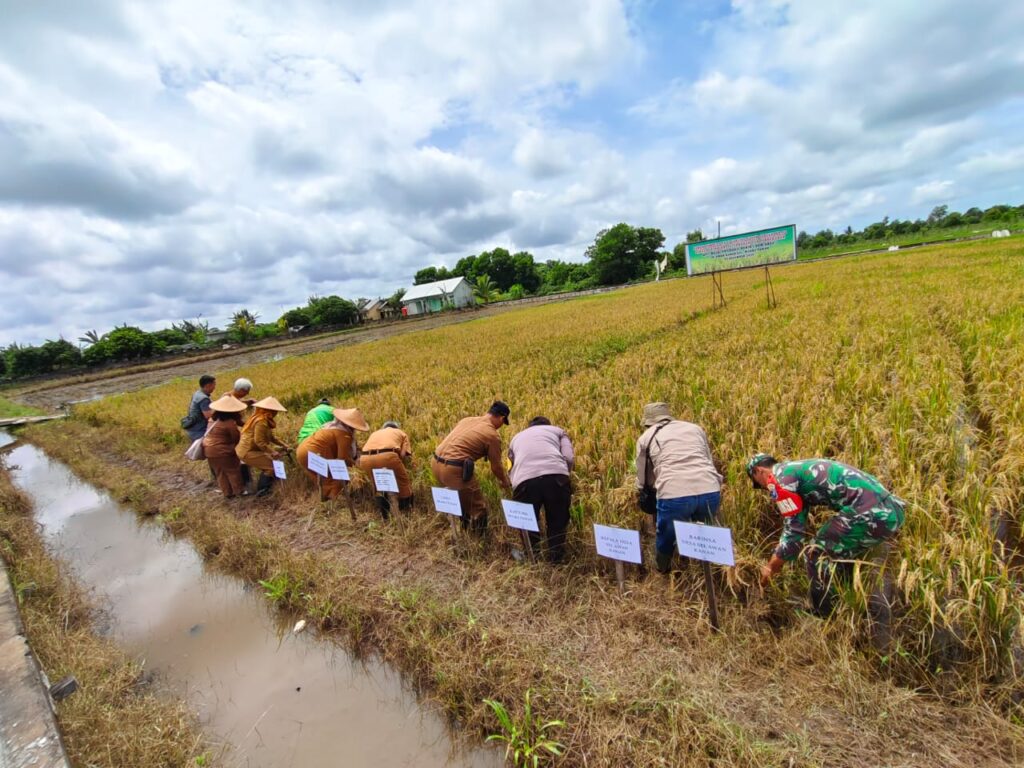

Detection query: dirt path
xmin=10 ymin=292 xmax=611 ymax=411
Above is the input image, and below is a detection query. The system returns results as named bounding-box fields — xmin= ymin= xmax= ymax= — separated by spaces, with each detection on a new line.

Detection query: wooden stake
xmin=449 ymin=515 xmax=460 ymax=545
xmin=702 ymin=560 xmax=720 ymax=632
xmin=346 ymin=483 xmax=357 ymax=522
xmin=711 ymin=271 xmax=726 ymax=309
xmin=520 ymin=529 xmax=536 ymax=562
xmin=615 ymin=560 xmax=625 ymax=593
xmin=764 ymin=265 xmax=777 ymax=309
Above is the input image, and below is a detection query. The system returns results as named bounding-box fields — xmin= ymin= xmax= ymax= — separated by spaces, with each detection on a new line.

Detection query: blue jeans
xmin=655 ymin=492 xmax=721 ymax=556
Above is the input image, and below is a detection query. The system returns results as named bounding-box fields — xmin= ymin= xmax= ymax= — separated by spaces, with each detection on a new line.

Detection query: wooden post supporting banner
xmin=449 ymin=515 xmax=460 ymax=545
xmin=701 ymin=560 xmax=720 ymax=632
xmin=614 ymin=560 xmax=625 ymax=593
xmin=764 ymin=265 xmax=777 ymax=309
xmin=711 ymin=271 xmax=726 ymax=309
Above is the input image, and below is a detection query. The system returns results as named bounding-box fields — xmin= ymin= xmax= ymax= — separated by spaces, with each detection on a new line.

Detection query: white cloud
xmin=911 ymin=180 xmax=954 ymax=205
xmin=1 ymin=0 xmax=1022 ymax=345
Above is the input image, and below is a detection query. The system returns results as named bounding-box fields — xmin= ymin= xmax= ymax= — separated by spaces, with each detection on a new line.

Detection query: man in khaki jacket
xmin=432 ymin=401 xmax=513 ymax=532
xmin=636 ymin=402 xmax=722 ymax=573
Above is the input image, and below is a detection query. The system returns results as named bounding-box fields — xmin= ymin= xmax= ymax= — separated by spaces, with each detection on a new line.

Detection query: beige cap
xmin=210 ymin=394 xmax=248 ymax=413
xmin=333 ymin=407 xmax=369 ymax=431
xmin=642 ymin=402 xmax=673 ymax=427
xmin=252 ymin=396 xmax=287 ymax=412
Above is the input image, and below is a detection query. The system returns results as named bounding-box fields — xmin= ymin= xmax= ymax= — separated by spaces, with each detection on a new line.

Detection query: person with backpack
xmin=182 ymin=374 xmax=217 ymax=442
xmin=635 ymin=402 xmax=722 ymax=574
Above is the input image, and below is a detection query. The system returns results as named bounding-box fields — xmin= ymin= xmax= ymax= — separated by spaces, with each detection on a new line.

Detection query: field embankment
xmin=0 ymin=450 xmax=211 ymax=767
xmin=21 ymin=237 xmax=1024 ymax=766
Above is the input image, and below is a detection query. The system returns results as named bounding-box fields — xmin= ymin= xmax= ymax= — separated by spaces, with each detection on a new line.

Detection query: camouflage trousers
xmin=805 ymin=501 xmax=904 ymax=616
xmin=807 ymin=500 xmax=905 ymax=564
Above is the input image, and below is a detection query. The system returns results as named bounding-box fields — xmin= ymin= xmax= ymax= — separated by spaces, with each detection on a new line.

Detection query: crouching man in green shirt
xmin=746 ymin=454 xmax=905 ymax=617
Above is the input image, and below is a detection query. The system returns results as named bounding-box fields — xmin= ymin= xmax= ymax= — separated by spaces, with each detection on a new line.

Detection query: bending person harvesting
xmin=747 ymin=454 xmax=905 ymax=616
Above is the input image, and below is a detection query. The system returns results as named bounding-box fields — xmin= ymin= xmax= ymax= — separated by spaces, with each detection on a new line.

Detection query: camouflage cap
xmin=745 ymin=453 xmax=775 ymax=478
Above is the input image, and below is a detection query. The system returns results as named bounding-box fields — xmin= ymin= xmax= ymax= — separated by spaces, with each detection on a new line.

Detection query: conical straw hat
xmin=333 ymin=407 xmax=369 ymax=431
xmin=252 ymin=396 xmax=287 ymax=412
xmin=210 ymin=394 xmax=248 ymax=413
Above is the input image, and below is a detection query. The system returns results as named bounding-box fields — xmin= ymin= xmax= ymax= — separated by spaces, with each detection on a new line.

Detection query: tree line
xmin=797 ymin=203 xmax=1024 ymax=250
xmin=4 ymin=201 xmax=1020 ymax=380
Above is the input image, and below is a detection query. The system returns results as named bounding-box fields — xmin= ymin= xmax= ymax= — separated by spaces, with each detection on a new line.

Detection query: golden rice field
xmin=80 ymin=237 xmax=1024 ymax=705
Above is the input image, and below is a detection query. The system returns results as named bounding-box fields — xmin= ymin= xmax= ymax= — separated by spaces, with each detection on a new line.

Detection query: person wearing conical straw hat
xmin=203 ymin=395 xmax=248 ymax=498
xmin=358 ymin=420 xmax=414 ymax=517
xmin=236 ymin=396 xmax=291 ymax=497
xmin=296 ymin=407 xmax=369 ymax=501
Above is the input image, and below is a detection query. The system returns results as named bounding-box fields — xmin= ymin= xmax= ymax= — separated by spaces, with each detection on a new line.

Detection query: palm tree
xmin=78 ymin=329 xmax=101 ymax=346
xmin=230 ymin=309 xmax=260 ymax=342
xmin=473 ymin=275 xmax=499 ymax=305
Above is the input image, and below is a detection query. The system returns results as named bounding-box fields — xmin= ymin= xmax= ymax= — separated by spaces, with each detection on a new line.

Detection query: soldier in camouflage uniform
xmin=746 ymin=454 xmax=905 ymax=616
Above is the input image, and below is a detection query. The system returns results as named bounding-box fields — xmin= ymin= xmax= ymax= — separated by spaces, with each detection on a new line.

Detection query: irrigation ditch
xmin=0 ymin=430 xmax=499 ymax=767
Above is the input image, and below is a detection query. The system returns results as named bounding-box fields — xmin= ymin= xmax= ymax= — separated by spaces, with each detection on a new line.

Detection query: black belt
xmin=433 ymin=453 xmax=465 ymax=467
xmin=364 ymin=448 xmax=399 ymax=456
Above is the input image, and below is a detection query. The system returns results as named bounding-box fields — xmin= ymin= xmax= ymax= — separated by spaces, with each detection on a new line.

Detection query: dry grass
xmin=0 ymin=458 xmax=212 ymax=767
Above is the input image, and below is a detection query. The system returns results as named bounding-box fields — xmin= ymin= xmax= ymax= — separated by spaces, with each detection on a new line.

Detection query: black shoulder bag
xmin=637 ymin=421 xmax=670 ymax=515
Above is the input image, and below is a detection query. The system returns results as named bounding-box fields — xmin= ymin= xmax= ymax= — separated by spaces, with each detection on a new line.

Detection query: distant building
xmin=401 ymin=277 xmax=475 ymax=315
xmin=361 ymin=298 xmax=399 ymax=322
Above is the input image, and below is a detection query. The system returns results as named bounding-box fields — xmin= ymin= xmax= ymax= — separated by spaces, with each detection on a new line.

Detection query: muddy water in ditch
xmin=2 ymin=434 xmax=499 ymax=768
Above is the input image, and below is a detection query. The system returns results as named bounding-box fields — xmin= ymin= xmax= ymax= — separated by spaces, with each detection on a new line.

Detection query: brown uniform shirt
xmin=302 ymin=426 xmax=357 ymax=463
xmin=436 ymin=416 xmax=510 ymax=486
xmin=236 ymin=419 xmax=286 ymax=459
xmin=363 ymin=428 xmax=412 ymax=457
xmin=203 ymin=419 xmax=241 ymax=459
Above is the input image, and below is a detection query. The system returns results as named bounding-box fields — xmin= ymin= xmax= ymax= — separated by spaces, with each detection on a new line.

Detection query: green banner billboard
xmin=685 ymin=224 xmax=796 ymax=276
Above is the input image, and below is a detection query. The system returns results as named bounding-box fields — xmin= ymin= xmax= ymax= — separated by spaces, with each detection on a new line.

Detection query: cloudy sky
xmin=2 ymin=0 xmax=1022 ymax=345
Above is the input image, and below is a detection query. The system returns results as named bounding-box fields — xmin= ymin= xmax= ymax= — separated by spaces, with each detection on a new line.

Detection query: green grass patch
xmin=0 ymin=396 xmax=43 ymax=419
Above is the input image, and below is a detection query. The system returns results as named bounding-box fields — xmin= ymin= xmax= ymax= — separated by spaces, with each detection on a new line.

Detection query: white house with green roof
xmin=401 ymin=276 xmax=474 ymax=315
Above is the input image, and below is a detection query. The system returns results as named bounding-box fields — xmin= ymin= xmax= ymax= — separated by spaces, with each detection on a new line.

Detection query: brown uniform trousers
xmin=431 ymin=458 xmax=489 ymax=520
xmin=296 ymin=426 xmax=355 ymax=500
xmin=432 ymin=416 xmax=510 ymax=524
xmin=359 ymin=452 xmax=412 ymax=498
xmin=358 ymin=427 xmax=413 ymax=500
xmin=236 ymin=418 xmax=286 ymax=474
xmin=203 ymin=419 xmax=245 ymax=497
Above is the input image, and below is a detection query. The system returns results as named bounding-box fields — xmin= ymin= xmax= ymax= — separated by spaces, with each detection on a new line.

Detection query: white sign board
xmin=593 ymin=523 xmax=642 ymax=565
xmin=327 ymin=459 xmax=350 ymax=481
xmin=500 ymin=499 xmax=540 ymax=532
xmin=431 ymin=487 xmax=462 ymax=517
xmin=272 ymin=460 xmax=287 ymax=480
xmin=673 ymin=521 xmax=735 ymax=566
xmin=307 ymin=451 xmax=329 ymax=478
xmin=372 ymin=468 xmax=399 ymax=493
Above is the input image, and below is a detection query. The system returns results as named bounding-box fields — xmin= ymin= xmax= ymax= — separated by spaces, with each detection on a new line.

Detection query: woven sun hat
xmin=210 ymin=395 xmax=248 ymax=413
xmin=252 ymin=396 xmax=287 ymax=412
xmin=642 ymin=402 xmax=673 ymax=427
xmin=333 ymin=407 xmax=369 ymax=431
